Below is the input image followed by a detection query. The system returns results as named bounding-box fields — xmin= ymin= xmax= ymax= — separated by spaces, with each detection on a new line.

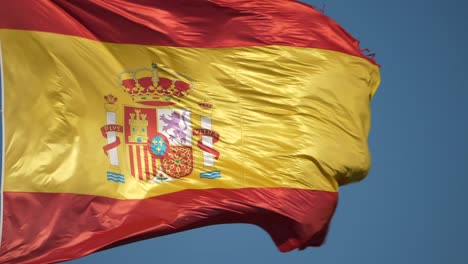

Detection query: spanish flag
xmin=0 ymin=0 xmax=380 ymax=263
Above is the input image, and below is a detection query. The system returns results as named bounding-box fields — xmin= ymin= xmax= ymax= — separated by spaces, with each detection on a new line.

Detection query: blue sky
xmin=68 ymin=1 xmax=468 ymax=263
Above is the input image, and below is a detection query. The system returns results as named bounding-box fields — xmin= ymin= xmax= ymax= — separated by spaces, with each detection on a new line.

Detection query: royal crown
xmin=120 ymin=63 xmax=193 ymax=106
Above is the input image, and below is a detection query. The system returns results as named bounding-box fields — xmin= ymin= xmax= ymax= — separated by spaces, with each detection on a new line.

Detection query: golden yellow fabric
xmin=0 ymin=30 xmax=380 ymax=199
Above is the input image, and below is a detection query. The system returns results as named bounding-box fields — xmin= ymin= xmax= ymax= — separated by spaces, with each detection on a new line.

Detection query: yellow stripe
xmin=147 ymin=149 xmax=154 ymax=179
xmin=0 ymin=30 xmax=380 ymax=199
xmin=139 ymin=145 xmax=146 ymax=180
xmin=132 ymin=145 xmax=138 ymax=180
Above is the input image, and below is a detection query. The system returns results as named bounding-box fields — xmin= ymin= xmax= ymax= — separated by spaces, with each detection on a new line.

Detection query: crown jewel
xmin=120 ymin=63 xmax=193 ymax=106
xmin=198 ymin=101 xmax=213 ymax=109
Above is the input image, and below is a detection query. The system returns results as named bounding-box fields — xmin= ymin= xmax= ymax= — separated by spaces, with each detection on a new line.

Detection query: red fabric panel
xmin=0 ymin=0 xmax=376 ymax=64
xmin=0 ymin=188 xmax=337 ymax=263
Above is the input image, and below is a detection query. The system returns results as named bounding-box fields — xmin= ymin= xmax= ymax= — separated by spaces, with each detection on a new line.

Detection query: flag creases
xmin=0 ymin=0 xmax=380 ymax=262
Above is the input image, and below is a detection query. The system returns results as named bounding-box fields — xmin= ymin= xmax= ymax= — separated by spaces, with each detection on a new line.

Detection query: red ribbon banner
xmin=101 ymin=125 xmax=124 ymax=155
xmin=193 ymin=128 xmax=220 ymax=159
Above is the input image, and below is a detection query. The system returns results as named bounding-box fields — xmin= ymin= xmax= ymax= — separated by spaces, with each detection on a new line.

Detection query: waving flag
xmin=0 ymin=0 xmax=380 ymax=263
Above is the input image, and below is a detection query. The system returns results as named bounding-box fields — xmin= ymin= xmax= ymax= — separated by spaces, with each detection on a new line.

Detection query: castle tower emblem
xmin=128 ymin=109 xmax=148 ymax=143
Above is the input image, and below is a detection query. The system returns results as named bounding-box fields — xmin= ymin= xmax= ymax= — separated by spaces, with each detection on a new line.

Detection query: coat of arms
xmin=100 ymin=63 xmax=221 ymax=184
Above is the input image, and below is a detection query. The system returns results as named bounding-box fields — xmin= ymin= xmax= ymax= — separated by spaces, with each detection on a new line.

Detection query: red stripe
xmin=129 ymin=145 xmax=135 ymax=177
xmin=0 ymin=0 xmax=376 ymax=64
xmin=0 ymin=188 xmax=337 ymax=263
xmin=152 ymin=156 xmax=158 ymax=179
xmin=143 ymin=146 xmax=150 ymax=180
xmin=136 ymin=145 xmax=143 ymax=180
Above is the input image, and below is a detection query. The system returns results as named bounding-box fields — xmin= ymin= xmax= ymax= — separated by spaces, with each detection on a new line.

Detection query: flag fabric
xmin=0 ymin=0 xmax=380 ymax=263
